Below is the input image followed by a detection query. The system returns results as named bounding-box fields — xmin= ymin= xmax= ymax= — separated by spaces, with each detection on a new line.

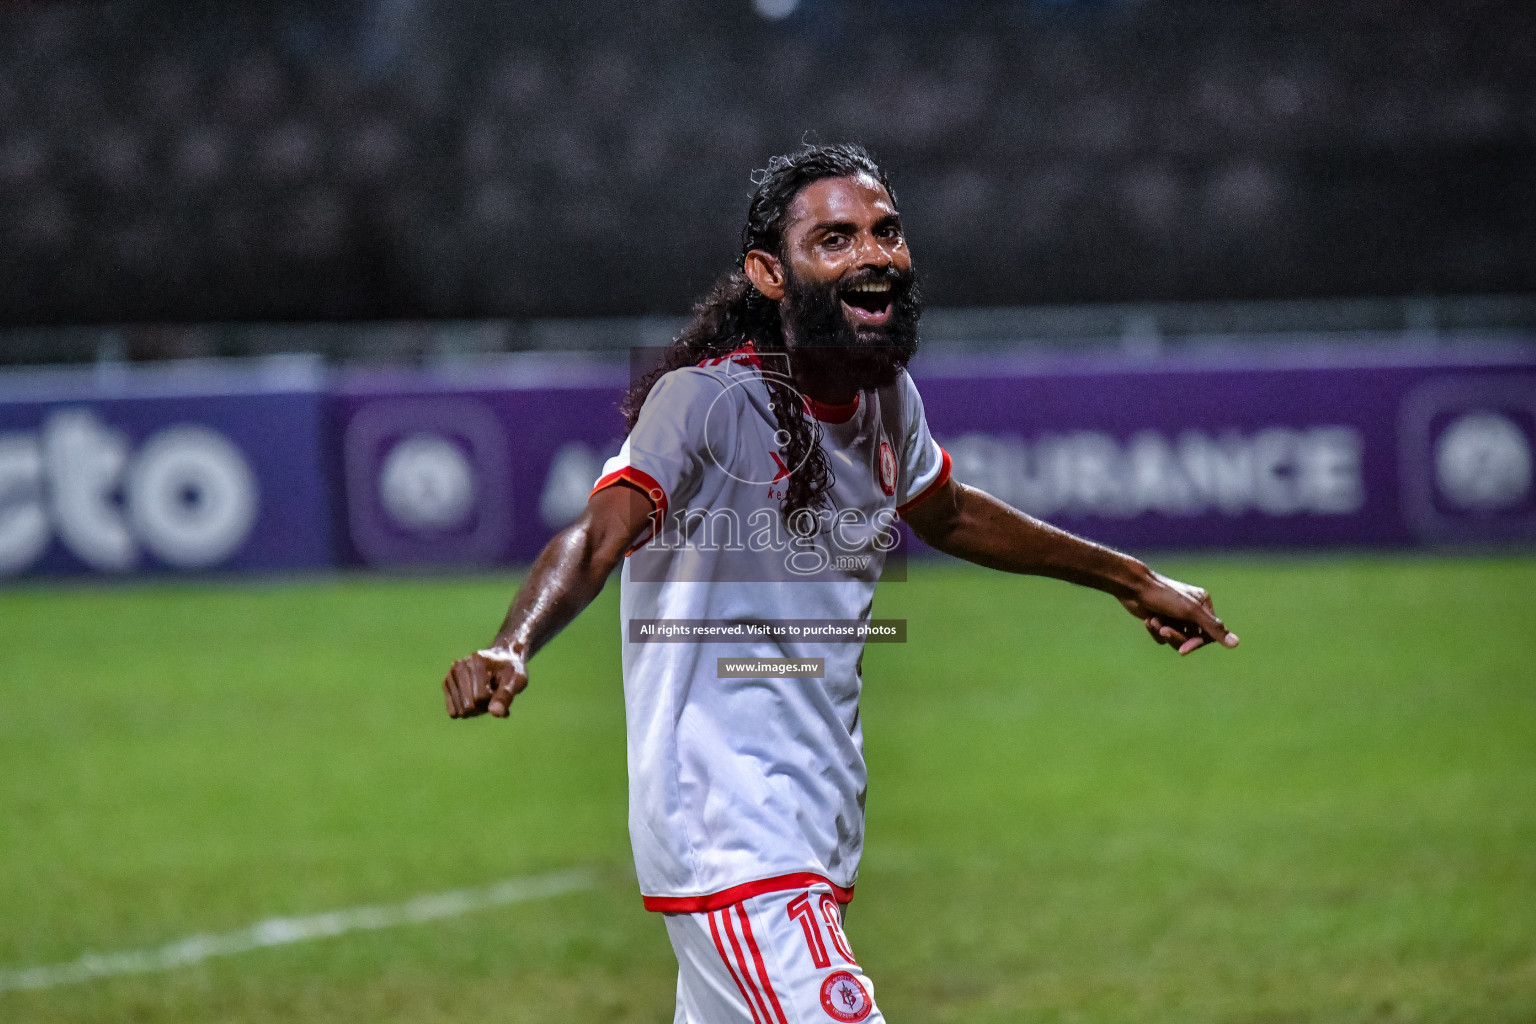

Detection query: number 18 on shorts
xmin=664 ymin=884 xmax=883 ymax=1024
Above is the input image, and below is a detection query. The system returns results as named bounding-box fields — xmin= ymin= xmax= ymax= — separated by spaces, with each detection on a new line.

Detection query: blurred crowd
xmin=0 ymin=0 xmax=1531 ymax=333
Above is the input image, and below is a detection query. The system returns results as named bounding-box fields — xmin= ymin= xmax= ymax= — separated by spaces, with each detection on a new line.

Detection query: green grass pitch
xmin=2 ymin=556 xmax=1534 ymax=1023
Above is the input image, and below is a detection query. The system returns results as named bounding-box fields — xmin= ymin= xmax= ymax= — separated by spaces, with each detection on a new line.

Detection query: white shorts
xmin=664 ymin=883 xmax=885 ymax=1024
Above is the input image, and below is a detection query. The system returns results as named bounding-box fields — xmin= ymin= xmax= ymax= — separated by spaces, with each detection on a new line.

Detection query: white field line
xmin=0 ymin=867 xmax=596 ymax=994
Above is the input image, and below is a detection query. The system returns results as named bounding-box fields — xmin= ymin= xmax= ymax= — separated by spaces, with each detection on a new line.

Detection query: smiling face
xmin=778 ymin=173 xmax=913 ymax=335
xmin=743 ymin=172 xmax=922 ymax=392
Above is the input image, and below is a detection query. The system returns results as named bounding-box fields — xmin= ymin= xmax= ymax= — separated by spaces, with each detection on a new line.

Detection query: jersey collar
xmin=801 ymin=392 xmax=861 ymax=423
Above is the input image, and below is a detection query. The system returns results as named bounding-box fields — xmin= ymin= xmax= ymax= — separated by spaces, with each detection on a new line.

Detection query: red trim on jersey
xmin=699 ymin=340 xmax=763 ymax=369
xmin=896 ymin=446 xmax=952 ymax=517
xmin=802 ymin=392 xmax=860 ymax=423
xmin=642 ymin=872 xmax=855 ymax=913
xmin=589 ymin=466 xmax=668 ymax=554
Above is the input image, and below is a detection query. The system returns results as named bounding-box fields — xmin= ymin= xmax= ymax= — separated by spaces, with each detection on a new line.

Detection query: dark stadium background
xmin=2 ymin=2 xmax=1533 ymax=1023
xmin=1 ymin=0 xmax=1532 ymax=340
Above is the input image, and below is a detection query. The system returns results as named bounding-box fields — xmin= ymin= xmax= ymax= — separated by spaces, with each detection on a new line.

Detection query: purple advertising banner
xmin=916 ymin=347 xmax=1536 ymax=551
xmin=328 ymin=347 xmax=1536 ymax=570
xmin=329 ymin=362 xmax=630 ymax=568
xmin=0 ymin=362 xmax=334 ymax=578
xmin=3 ymin=345 xmax=1532 ymax=580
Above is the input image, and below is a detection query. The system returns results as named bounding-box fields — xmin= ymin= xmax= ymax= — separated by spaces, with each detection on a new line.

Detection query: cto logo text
xmin=0 ymin=409 xmax=259 ymax=574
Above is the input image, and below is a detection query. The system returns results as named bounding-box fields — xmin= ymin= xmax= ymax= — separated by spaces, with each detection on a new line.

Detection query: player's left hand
xmin=1118 ymin=571 xmax=1239 ymax=656
xmin=442 ymin=645 xmax=529 ymax=719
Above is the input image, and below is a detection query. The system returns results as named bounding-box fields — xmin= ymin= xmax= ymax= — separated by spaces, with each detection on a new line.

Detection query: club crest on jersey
xmin=819 ymin=970 xmax=872 ymax=1022
xmin=877 ymin=440 xmax=897 ymax=497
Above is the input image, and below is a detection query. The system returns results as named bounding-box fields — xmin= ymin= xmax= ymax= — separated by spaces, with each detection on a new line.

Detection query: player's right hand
xmin=442 ymin=645 xmax=528 ymax=719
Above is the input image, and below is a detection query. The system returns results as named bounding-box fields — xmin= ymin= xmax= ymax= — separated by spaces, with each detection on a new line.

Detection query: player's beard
xmin=780 ymin=262 xmax=922 ymax=393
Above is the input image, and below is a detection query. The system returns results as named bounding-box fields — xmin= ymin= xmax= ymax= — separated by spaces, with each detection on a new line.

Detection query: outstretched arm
xmin=901 ymin=478 xmax=1239 ymax=655
xmin=442 ymin=482 xmax=657 ymax=719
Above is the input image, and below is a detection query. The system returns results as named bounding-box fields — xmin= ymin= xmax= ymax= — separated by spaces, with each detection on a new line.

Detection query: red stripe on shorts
xmin=720 ymin=903 xmax=783 ymax=1024
xmin=735 ymin=902 xmax=790 ymax=1024
xmin=708 ymin=909 xmax=764 ymax=1024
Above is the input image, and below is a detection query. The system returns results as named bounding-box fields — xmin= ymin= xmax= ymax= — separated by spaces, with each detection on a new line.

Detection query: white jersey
xmin=591 ymin=343 xmax=950 ymax=912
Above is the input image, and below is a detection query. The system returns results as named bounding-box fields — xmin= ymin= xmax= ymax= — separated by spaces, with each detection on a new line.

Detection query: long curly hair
xmin=621 ymin=143 xmax=898 ymax=529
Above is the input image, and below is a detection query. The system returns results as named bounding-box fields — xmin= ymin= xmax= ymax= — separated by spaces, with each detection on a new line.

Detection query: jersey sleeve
xmin=590 ymin=367 xmax=731 ymax=550
xmin=893 ymin=372 xmax=952 ymax=517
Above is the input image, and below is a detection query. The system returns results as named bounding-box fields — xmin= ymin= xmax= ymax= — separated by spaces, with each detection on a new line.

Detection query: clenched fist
xmin=443 ymin=645 xmax=529 ymax=719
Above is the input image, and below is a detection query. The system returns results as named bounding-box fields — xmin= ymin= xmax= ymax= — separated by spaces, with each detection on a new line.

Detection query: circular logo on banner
xmin=819 ymin=970 xmax=872 ymax=1022
xmin=378 ymin=433 xmax=478 ymax=531
xmin=877 ymin=440 xmax=897 ymax=497
xmin=1434 ymin=411 xmax=1532 ymax=511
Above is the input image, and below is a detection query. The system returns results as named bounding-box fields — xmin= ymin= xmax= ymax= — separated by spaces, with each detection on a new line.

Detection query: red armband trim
xmin=590 ymin=466 xmax=668 ymax=554
xmin=896 ymin=447 xmax=952 ymax=517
